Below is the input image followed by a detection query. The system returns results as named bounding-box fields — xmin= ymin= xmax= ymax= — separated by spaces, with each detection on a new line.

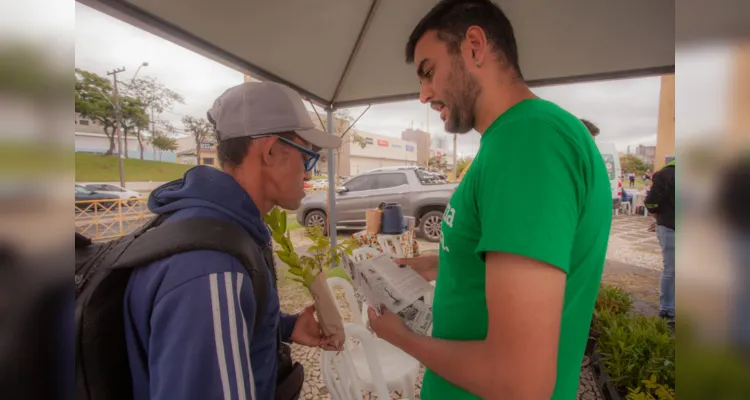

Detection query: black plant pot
xmin=590 ymin=351 xmax=625 ymax=400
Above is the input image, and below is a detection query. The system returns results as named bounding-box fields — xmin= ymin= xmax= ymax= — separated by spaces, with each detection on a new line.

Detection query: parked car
xmin=75 ymin=185 xmax=120 ymax=211
xmin=312 ymin=179 xmax=328 ymax=189
xmin=84 ymin=183 xmax=143 ymax=205
xmin=296 ymin=169 xmax=457 ymax=242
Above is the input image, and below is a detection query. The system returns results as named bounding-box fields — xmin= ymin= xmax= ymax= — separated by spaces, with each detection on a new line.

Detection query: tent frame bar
xmin=330 ymin=0 xmax=381 ymax=105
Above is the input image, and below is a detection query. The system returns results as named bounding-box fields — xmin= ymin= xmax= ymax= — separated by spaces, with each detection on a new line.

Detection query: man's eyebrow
xmin=416 ymin=58 xmax=430 ymax=78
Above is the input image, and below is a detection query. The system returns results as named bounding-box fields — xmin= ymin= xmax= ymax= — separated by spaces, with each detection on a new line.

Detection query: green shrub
xmin=626 ymin=375 xmax=676 ymax=400
xmin=595 ymin=284 xmax=633 ymax=315
xmin=596 ymin=311 xmax=675 ymax=392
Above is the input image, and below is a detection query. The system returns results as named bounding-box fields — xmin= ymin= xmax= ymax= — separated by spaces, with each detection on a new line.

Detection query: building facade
xmin=74 ymin=115 xmax=177 ymax=162
xmin=401 ymin=128 xmax=431 ymax=168
xmin=635 ymin=145 xmax=656 ymax=165
xmin=346 ymin=132 xmax=419 ymax=175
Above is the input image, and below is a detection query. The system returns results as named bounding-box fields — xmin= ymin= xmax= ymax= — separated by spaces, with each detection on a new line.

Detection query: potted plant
xmin=264 ymin=207 xmax=356 ymax=348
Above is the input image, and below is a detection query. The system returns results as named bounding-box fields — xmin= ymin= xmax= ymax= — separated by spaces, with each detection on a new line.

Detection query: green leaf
xmin=326 ymin=267 xmax=352 ymax=282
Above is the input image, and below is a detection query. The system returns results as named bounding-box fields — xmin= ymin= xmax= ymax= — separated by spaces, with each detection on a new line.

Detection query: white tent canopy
xmin=78 ymin=0 xmax=675 ymax=243
xmin=79 ymin=0 xmax=674 ymax=109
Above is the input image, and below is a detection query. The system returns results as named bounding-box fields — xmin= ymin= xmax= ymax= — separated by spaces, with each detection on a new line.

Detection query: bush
xmin=625 ymin=375 xmax=676 ymax=400
xmin=595 ymin=311 xmax=675 ymax=393
xmin=596 ymin=284 xmax=633 ymax=315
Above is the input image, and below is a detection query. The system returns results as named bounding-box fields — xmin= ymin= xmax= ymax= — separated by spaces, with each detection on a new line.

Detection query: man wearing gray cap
xmin=122 ymin=81 xmax=341 ymax=400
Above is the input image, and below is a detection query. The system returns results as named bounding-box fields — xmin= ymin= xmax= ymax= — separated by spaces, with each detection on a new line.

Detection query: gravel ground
xmin=606 ymin=215 xmax=664 ymax=272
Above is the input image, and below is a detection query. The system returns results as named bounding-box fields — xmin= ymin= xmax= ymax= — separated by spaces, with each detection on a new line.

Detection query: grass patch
xmin=75 ymin=152 xmax=192 ymax=182
xmin=311 ymin=175 xmax=327 ymax=180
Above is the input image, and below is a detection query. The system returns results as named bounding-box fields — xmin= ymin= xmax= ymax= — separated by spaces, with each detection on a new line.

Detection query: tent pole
xmin=326 ymin=108 xmax=338 ymax=253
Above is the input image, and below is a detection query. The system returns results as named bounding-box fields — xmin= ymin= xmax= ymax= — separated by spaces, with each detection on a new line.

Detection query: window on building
xmin=78 ymin=119 xmax=90 ymax=125
xmin=202 ymin=157 xmax=215 ymax=165
xmin=374 ymin=173 xmax=408 ymax=189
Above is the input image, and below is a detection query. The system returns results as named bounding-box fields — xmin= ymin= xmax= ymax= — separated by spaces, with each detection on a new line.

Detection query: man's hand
xmin=648 ymin=221 xmax=656 ymax=232
xmin=290 ymin=304 xmax=343 ymax=351
xmin=367 ymin=306 xmax=414 ymax=346
xmin=394 ymin=255 xmax=439 ymax=281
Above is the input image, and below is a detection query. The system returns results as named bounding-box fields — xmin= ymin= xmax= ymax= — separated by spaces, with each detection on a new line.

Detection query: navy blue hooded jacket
xmin=123 ymin=166 xmax=298 ymax=400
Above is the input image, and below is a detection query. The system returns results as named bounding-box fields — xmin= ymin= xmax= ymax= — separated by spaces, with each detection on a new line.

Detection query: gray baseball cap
xmin=207 ymin=81 xmax=341 ymax=150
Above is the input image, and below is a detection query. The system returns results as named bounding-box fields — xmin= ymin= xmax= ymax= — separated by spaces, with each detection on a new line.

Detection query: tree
xmin=123 ymin=77 xmax=185 ymax=159
xmin=182 ymin=116 xmax=214 ymax=163
xmin=119 ymin=96 xmax=149 ymax=159
xmin=620 ymin=154 xmax=649 ymax=176
xmin=429 ymin=155 xmax=448 ymax=171
xmin=75 ymin=69 xmax=118 ymax=154
xmin=150 ymin=132 xmax=178 ymax=159
xmin=580 ymin=118 xmax=600 ymax=138
xmin=149 ymin=130 xmax=178 ymax=161
xmin=456 ymin=156 xmax=474 ymax=177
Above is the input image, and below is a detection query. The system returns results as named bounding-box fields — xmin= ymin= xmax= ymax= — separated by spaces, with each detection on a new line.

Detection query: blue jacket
xmin=124 ymin=166 xmax=298 ymax=400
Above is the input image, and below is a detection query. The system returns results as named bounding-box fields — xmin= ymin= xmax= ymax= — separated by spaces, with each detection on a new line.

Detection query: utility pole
xmin=425 ymin=104 xmax=430 ymax=169
xmin=107 ymin=67 xmax=126 ymax=188
xmin=452 ymin=133 xmax=458 ymax=178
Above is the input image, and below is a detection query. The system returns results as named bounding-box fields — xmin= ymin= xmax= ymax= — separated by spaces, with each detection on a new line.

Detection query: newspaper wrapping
xmin=308 ymin=273 xmax=346 ymax=348
xmin=341 ymin=254 xmax=433 ymax=335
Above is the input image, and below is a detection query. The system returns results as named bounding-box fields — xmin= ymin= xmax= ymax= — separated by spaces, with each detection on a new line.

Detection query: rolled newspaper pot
xmin=308 ymin=273 xmax=345 ymax=348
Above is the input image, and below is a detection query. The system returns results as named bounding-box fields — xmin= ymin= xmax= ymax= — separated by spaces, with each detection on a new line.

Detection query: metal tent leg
xmin=326 ymin=109 xmax=338 ymax=252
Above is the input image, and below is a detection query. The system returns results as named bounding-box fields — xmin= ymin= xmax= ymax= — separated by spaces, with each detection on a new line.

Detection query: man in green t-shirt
xmin=367 ymin=1 xmax=612 ymax=399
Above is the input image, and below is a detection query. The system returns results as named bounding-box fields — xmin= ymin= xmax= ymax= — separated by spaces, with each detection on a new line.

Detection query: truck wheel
xmin=418 ymin=210 xmax=443 ymax=243
xmin=304 ymin=210 xmax=328 ymax=235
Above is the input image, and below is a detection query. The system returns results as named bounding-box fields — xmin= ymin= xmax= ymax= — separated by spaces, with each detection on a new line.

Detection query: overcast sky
xmin=74 ymin=3 xmax=730 ymax=158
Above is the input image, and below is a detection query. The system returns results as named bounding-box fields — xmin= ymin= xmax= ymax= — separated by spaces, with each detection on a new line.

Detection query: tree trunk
xmin=195 ymin=137 xmax=201 ymax=165
xmin=105 ymin=127 xmax=115 ymax=155
xmin=123 ymin=129 xmax=130 ymax=158
xmin=137 ymin=130 xmax=145 ymax=160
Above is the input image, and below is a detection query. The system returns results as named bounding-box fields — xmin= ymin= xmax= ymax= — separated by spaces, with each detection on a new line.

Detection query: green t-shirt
xmin=421 ymin=99 xmax=612 ymax=400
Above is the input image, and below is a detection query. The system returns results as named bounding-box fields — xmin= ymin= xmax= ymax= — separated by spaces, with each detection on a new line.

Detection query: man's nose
xmin=303 ymin=170 xmax=312 ymax=181
xmin=419 ymin=83 xmax=433 ymax=104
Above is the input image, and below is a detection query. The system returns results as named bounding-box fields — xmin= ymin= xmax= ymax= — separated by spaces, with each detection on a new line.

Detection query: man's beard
xmin=443 ymin=57 xmax=481 ymax=134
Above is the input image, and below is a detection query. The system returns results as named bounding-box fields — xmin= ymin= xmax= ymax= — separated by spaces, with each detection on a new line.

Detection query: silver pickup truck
xmin=296 ymin=167 xmax=457 ymax=242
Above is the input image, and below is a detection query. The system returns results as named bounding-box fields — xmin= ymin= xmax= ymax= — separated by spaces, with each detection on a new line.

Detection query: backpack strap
xmin=113 ymin=217 xmax=270 ymax=335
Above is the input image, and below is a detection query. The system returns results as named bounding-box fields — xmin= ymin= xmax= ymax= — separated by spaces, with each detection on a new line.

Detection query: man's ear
xmin=260 ymin=137 xmax=277 ymax=166
xmin=261 ymin=137 xmax=288 ymax=167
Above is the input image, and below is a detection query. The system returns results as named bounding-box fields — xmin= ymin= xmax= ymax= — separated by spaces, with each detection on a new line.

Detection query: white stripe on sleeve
xmin=209 ymin=274 xmax=231 ymax=400
xmin=236 ymin=274 xmax=256 ymax=400
xmin=224 ymin=272 xmax=248 ymax=400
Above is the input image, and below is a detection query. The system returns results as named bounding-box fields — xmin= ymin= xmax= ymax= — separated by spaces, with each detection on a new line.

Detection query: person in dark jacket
xmin=717 ymin=153 xmax=750 ymax=354
xmin=645 ymin=160 xmax=676 ymax=321
xmin=123 ymin=81 xmax=342 ymax=400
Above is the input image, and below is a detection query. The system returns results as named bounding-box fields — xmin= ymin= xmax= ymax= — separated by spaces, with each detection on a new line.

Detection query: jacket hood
xmin=147 ymin=166 xmax=270 ymax=243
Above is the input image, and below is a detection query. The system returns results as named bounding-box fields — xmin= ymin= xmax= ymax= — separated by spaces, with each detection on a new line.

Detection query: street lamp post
xmin=107 ymin=62 xmax=148 ymax=188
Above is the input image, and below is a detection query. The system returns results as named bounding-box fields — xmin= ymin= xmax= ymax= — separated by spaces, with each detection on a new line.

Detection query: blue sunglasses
xmin=258 ymin=134 xmax=320 ymax=172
